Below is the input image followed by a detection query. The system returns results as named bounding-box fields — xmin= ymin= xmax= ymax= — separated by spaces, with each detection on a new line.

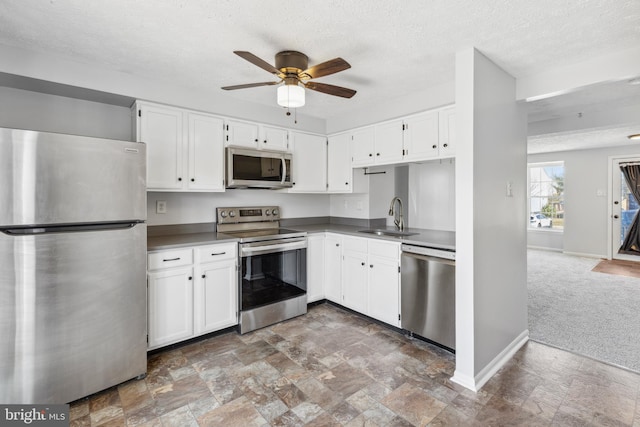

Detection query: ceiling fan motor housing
xmin=275 ymin=51 xmax=309 ymax=76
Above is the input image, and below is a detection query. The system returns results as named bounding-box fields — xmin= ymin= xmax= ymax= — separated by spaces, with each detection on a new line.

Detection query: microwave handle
xmin=281 ymin=154 xmax=287 ymax=185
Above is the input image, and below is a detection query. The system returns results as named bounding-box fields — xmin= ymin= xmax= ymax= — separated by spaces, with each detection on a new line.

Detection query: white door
xmin=374 ymin=120 xmax=404 ymax=164
xmin=261 ymin=125 xmax=289 ymax=151
xmin=367 ymin=255 xmax=400 ymax=327
xmin=148 ymin=267 xmax=194 ymax=349
xmin=327 ymin=133 xmax=353 ymax=193
xmin=306 ymin=234 xmax=325 ymax=302
xmin=324 ymin=234 xmax=343 ymax=303
xmin=342 ymin=250 xmax=368 ymax=313
xmin=611 ymin=157 xmax=640 ymax=260
xmin=188 ymin=113 xmax=225 ymax=191
xmin=404 ymin=111 xmax=439 ymax=161
xmin=290 ymin=132 xmax=327 ymax=192
xmin=196 ymin=260 xmax=237 ymax=334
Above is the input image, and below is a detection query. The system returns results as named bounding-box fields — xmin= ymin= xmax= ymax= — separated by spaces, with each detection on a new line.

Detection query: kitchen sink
xmin=357 ymin=229 xmax=418 ymax=238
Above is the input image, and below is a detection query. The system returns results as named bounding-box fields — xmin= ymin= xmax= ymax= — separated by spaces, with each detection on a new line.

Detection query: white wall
xmin=0 ymin=86 xmax=131 ymax=140
xmin=408 ymin=160 xmax=456 ymax=231
xmin=453 ymin=48 xmax=528 ymax=391
xmin=147 ymin=190 xmax=330 ymax=226
xmin=528 ymin=144 xmax=640 ymax=257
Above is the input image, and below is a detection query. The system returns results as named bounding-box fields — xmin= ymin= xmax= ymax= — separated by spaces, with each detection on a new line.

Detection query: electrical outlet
xmin=156 ymin=200 xmax=167 ymax=214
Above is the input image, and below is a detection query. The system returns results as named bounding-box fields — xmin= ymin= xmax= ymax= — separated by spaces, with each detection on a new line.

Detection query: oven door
xmin=226 ymin=148 xmax=292 ymax=189
xmin=238 ymin=237 xmax=307 ymax=332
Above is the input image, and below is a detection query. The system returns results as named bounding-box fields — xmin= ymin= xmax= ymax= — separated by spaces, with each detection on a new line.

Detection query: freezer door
xmin=0 ymin=128 xmax=146 ymax=227
xmin=0 ymin=224 xmax=147 ymax=404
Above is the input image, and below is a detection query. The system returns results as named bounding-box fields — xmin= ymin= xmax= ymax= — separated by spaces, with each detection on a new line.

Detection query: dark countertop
xmin=147 ymin=222 xmax=455 ymax=252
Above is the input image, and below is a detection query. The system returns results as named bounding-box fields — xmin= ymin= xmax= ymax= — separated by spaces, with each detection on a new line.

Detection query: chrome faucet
xmin=388 ymin=197 xmax=404 ymax=231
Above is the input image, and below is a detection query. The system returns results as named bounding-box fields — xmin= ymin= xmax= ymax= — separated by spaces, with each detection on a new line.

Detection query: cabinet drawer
xmin=196 ymin=243 xmax=237 ymax=263
xmin=148 ymin=248 xmax=193 ymax=270
xmin=369 ymin=240 xmax=400 ymax=259
xmin=343 ymin=236 xmax=368 ymax=253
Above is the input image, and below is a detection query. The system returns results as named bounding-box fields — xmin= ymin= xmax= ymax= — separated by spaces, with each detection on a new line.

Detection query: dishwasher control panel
xmin=401 ymin=244 xmax=455 ymax=260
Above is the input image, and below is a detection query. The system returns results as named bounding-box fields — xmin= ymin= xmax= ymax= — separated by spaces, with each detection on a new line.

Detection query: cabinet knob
xmin=370 ymin=264 xmax=373 ymax=268
xmin=369 ymin=153 xmax=373 ymax=157
xmin=336 ymin=243 xmax=340 ymax=247
xmin=443 ymin=143 xmax=448 ymax=148
xmin=202 ymin=274 xmax=205 ymax=278
xmin=263 ymin=140 xmax=267 ymax=143
xmin=191 ymin=178 xmax=195 ymax=182
xmin=614 ymin=215 xmax=620 ymax=219
xmin=345 ymin=182 xmax=349 ymax=185
xmin=376 ymin=153 xmax=380 ymax=156
xmin=361 ymin=262 xmax=365 ymax=266
xmin=255 ymin=138 xmax=258 ymax=142
xmin=432 ymin=145 xmax=437 ymax=149
xmin=292 ymin=182 xmax=296 ymax=185
xmin=178 ymin=177 xmax=182 ymax=181
xmin=188 ymin=276 xmax=192 ymax=280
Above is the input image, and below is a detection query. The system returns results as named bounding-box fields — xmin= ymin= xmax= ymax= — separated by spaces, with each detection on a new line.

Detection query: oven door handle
xmin=240 ymin=238 xmax=307 ymax=257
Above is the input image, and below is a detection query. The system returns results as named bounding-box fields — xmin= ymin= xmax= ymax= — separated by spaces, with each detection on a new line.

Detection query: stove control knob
xmin=229 ymin=211 xmax=236 ymax=218
xmin=265 ymin=210 xmax=271 ymax=216
xmin=220 ymin=211 xmax=227 ymax=218
xmin=272 ymin=209 xmax=279 ymax=216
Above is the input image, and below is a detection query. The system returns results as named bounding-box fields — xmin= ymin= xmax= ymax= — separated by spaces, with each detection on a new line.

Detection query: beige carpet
xmin=592 ymin=258 xmax=640 ymax=279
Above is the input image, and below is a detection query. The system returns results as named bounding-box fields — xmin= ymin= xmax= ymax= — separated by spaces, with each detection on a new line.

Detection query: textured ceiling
xmin=0 ymin=0 xmax=639 ymax=152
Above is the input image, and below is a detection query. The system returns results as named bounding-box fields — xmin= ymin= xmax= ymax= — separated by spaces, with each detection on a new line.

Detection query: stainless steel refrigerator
xmin=0 ymin=127 xmax=147 ymax=404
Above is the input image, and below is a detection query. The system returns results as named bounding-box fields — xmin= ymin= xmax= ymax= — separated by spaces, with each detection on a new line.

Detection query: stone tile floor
xmin=70 ymin=303 xmax=640 ymax=426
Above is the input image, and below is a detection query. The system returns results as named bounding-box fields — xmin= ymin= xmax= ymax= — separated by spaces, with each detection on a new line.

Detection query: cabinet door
xmin=306 ymin=234 xmax=325 ymax=303
xmin=148 ymin=267 xmax=193 ymax=349
xmin=351 ymin=127 xmax=375 ymax=167
xmin=324 ymin=234 xmax=343 ymax=303
xmin=225 ymin=120 xmax=259 ymax=148
xmin=188 ymin=113 xmax=225 ymax=191
xmin=290 ymin=132 xmax=327 ymax=192
xmin=438 ymin=106 xmax=456 ymax=158
xmin=404 ymin=111 xmax=439 ymax=161
xmin=137 ymin=104 xmax=184 ymax=190
xmin=195 ymin=259 xmax=237 ymax=334
xmin=368 ymin=255 xmax=400 ymax=327
xmin=261 ymin=125 xmax=289 ymax=151
xmin=375 ymin=120 xmax=404 ymax=164
xmin=342 ymin=250 xmax=368 ymax=313
xmin=327 ymin=133 xmax=353 ymax=193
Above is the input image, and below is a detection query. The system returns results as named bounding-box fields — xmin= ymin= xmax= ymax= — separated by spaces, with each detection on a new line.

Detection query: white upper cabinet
xmin=289 ymin=132 xmax=327 ymax=192
xmin=225 ymin=120 xmax=289 ymax=152
xmin=136 ymin=103 xmax=184 ymax=190
xmin=327 ymin=133 xmax=353 ymax=193
xmin=135 ymin=101 xmax=224 ymax=192
xmin=349 ymin=105 xmax=455 ymax=168
xmin=403 ymin=110 xmax=439 ymax=161
xmin=188 ymin=113 xmax=225 ymax=191
xmin=351 ymin=127 xmax=376 ymax=167
xmin=261 ymin=125 xmax=289 ymax=151
xmin=438 ymin=105 xmax=456 ymax=158
xmin=374 ymin=120 xmax=405 ymax=164
xmin=224 ymin=119 xmax=259 ymax=148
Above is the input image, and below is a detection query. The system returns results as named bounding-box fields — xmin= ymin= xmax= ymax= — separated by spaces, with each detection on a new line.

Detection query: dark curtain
xmin=619 ymin=164 xmax=640 ymax=254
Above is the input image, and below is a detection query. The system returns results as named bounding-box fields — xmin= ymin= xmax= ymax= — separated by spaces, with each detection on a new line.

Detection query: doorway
xmin=610 ymin=156 xmax=640 ymax=261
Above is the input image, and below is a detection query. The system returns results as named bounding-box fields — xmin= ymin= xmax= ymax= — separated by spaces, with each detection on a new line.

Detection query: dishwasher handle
xmin=401 ymin=244 xmax=455 ymax=261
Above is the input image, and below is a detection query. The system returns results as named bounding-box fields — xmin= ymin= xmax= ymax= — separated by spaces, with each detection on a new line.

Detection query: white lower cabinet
xmin=147 ymin=242 xmax=237 ymax=350
xmin=148 ymin=265 xmax=194 ymax=349
xmin=323 ymin=235 xmax=400 ymax=327
xmin=306 ymin=234 xmax=325 ymax=303
xmin=324 ymin=233 xmax=343 ymax=303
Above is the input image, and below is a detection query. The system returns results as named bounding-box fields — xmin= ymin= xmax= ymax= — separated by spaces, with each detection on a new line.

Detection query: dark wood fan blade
xmin=221 ymin=81 xmax=280 ymax=90
xmin=301 ymin=58 xmax=351 ymax=79
xmin=304 ymin=81 xmax=356 ymax=98
xmin=234 ymin=51 xmax=281 ymax=75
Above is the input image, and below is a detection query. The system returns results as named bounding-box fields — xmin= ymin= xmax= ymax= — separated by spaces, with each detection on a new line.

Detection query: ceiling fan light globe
xmin=277 ymin=85 xmax=305 ymax=108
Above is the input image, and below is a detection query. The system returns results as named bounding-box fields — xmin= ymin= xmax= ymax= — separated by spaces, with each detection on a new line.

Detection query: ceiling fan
xmin=221 ymin=50 xmax=356 ymax=108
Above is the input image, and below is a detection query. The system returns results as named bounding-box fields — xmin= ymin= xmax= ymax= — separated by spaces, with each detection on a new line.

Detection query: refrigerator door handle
xmin=1 ymin=221 xmax=142 ymax=236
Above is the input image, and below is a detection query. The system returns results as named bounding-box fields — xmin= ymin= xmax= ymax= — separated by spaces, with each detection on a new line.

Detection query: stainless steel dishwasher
xmin=401 ymin=244 xmax=456 ymax=351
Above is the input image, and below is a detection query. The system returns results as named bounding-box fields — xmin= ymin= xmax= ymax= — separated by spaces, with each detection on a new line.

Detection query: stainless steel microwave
xmin=225 ymin=147 xmax=292 ymax=189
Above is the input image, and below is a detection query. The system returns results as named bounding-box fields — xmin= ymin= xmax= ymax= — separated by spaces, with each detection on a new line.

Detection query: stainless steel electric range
xmin=216 ymin=206 xmax=307 ymax=334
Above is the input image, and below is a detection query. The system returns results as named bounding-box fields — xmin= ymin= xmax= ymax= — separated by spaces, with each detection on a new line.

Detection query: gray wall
xmin=0 ymin=86 xmax=132 ymax=140
xmin=528 ymin=144 xmax=640 ymax=257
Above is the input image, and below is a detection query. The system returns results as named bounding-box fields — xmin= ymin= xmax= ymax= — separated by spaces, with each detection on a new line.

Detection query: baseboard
xmin=527 ymin=245 xmax=562 ymax=252
xmin=562 ymin=251 xmax=605 ymax=259
xmin=451 ymin=329 xmax=529 ymax=392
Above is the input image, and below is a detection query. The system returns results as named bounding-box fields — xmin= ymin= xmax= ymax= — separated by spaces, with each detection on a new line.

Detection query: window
xmin=528 ymin=162 xmax=564 ymax=230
